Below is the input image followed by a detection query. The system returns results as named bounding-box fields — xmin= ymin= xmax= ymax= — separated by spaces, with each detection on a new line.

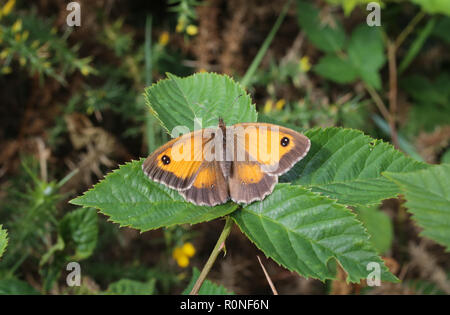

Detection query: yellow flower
xmin=1 ymin=66 xmax=12 ymax=74
xmin=172 ymin=242 xmax=196 ymax=268
xmin=31 ymin=40 xmax=40 ymax=49
xmin=198 ymin=68 xmax=207 ymax=73
xmin=11 ymin=19 xmax=22 ymax=33
xmin=19 ymin=56 xmax=26 ymax=66
xmin=21 ymin=30 xmax=29 ymax=41
xmin=172 ymin=247 xmax=184 ymax=260
xmin=263 ymin=99 xmax=273 ymax=114
xmin=80 ymin=65 xmax=90 ymax=76
xmin=182 ymin=242 xmax=196 ymax=257
xmin=299 ymin=56 xmax=311 ymax=73
xmin=158 ymin=31 xmax=170 ymax=46
xmin=0 ymin=49 xmax=9 ymax=59
xmin=176 ymin=254 xmax=189 ymax=268
xmin=176 ymin=18 xmax=186 ymax=33
xmin=275 ymin=99 xmax=286 ymax=111
xmin=186 ymin=25 xmax=198 ymax=36
xmin=2 ymin=0 xmax=15 ymax=16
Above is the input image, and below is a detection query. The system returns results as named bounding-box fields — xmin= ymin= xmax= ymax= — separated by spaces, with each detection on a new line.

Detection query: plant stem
xmin=387 ymin=39 xmax=399 ymax=149
xmin=364 ymin=82 xmax=400 ymax=148
xmin=145 ymin=14 xmax=155 ymax=153
xmin=240 ymin=0 xmax=292 ymax=88
xmin=395 ymin=10 xmax=425 ymax=49
xmin=190 ymin=216 xmax=234 ymax=295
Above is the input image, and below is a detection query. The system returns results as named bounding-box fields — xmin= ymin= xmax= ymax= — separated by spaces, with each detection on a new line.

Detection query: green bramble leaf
xmin=231 ymin=184 xmax=398 ymax=283
xmin=0 ymin=225 xmax=8 ymax=259
xmin=70 ymin=159 xmax=238 ymax=232
xmin=347 ymin=25 xmax=385 ymax=90
xmin=314 ymin=55 xmax=358 ymax=84
xmin=144 ymin=72 xmax=257 ymax=136
xmin=182 ymin=267 xmax=234 ymax=295
xmin=384 ymin=164 xmax=450 ymax=251
xmin=281 ymin=127 xmax=428 ymax=206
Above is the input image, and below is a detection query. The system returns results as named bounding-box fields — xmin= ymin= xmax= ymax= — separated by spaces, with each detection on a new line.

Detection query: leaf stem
xmin=189 ymin=216 xmax=234 ymax=295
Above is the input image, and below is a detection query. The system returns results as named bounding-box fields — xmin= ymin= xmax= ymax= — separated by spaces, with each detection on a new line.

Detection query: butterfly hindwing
xmin=228 ymin=161 xmax=277 ymax=204
xmin=180 ymin=160 xmax=229 ymax=206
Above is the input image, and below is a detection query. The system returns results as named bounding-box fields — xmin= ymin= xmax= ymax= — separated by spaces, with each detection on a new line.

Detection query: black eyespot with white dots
xmin=280 ymin=137 xmax=290 ymax=147
xmin=161 ymin=155 xmax=171 ymax=165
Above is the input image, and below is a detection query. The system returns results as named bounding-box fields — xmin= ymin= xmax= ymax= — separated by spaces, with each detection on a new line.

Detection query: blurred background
xmin=0 ymin=0 xmax=449 ymax=294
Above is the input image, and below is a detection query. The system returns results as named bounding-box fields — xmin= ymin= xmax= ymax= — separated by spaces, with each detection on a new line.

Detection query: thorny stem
xmin=190 ymin=216 xmax=234 ymax=295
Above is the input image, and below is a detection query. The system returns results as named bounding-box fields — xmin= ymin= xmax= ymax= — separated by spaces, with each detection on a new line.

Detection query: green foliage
xmin=296 ymin=1 xmax=346 ymax=53
xmin=353 ymin=205 xmax=393 ymax=254
xmin=0 ymin=159 xmax=63 ymax=269
xmin=144 ymin=73 xmax=257 ymax=135
xmin=433 ymin=16 xmax=450 ymax=43
xmin=169 ymin=0 xmax=201 ymax=34
xmin=346 ymin=25 xmax=385 ymax=90
xmin=281 ymin=127 xmax=427 ymax=205
xmin=59 ymin=208 xmax=98 ymax=261
xmin=324 ymin=0 xmax=384 ymax=16
xmin=99 ymin=19 xmax=133 ymax=57
xmin=401 ymin=74 xmax=450 ymax=106
xmin=410 ymin=0 xmax=450 ymax=16
xmin=0 ymin=226 xmax=7 ymax=259
xmin=0 ymin=6 xmax=95 ymax=82
xmin=105 ymin=278 xmax=156 ymax=295
xmin=399 ymin=18 xmax=437 ymax=73
xmin=232 ymin=184 xmax=397 ymax=283
xmin=400 ymin=74 xmax=450 ymax=136
xmin=0 ymin=278 xmax=40 ymax=295
xmin=384 ymin=164 xmax=450 ymax=251
xmin=314 ymin=55 xmax=358 ymax=84
xmin=70 ymin=159 xmax=239 ymax=231
xmin=313 ymin=25 xmax=385 ymax=89
xmin=0 ymin=158 xmax=98 ymax=293
xmin=442 ymin=149 xmax=450 ymax=164
xmin=182 ymin=268 xmax=234 ymax=294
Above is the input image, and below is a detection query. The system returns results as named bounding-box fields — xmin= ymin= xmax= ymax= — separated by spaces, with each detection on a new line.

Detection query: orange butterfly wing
xmin=228 ymin=123 xmax=310 ymax=203
xmin=142 ymin=129 xmax=214 ymax=190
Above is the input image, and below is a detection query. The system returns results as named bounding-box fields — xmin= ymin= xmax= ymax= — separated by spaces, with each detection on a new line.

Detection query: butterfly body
xmin=142 ymin=120 xmax=310 ymax=206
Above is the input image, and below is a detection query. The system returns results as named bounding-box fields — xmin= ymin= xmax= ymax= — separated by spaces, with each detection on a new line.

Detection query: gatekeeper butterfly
xmin=142 ymin=119 xmax=310 ymax=206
